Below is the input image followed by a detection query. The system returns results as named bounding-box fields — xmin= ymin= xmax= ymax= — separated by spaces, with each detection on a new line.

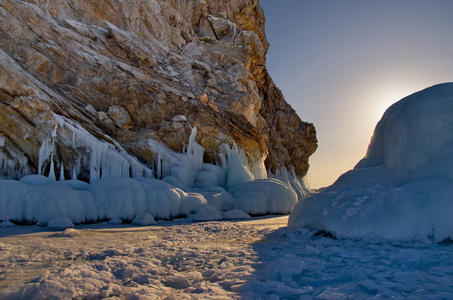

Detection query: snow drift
xmin=289 ymin=83 xmax=453 ymax=242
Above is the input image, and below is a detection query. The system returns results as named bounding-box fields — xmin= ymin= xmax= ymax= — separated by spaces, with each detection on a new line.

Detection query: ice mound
xmin=358 ymin=82 xmax=453 ymax=180
xmin=193 ymin=204 xmax=223 ymax=221
xmin=223 ymin=209 xmax=251 ymax=220
xmin=132 ymin=212 xmax=157 ymax=226
xmin=0 ymin=220 xmax=15 ymax=227
xmin=289 ymin=83 xmax=453 ymax=242
xmin=47 ymin=217 xmax=75 ymax=229
xmin=231 ymin=178 xmax=298 ymax=215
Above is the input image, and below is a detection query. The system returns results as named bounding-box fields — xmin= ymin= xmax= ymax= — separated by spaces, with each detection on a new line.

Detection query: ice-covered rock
xmin=223 ymin=209 xmax=251 ymax=220
xmin=47 ymin=217 xmax=75 ymax=229
xmin=132 ymin=212 xmax=157 ymax=226
xmin=231 ymin=178 xmax=298 ymax=215
xmin=357 ymin=82 xmax=453 ymax=181
xmin=196 ymin=187 xmax=235 ymax=211
xmin=108 ymin=218 xmax=123 ymax=225
xmin=193 ymin=204 xmax=223 ymax=222
xmin=289 ymin=83 xmax=453 ymax=242
xmin=0 ymin=220 xmax=15 ymax=227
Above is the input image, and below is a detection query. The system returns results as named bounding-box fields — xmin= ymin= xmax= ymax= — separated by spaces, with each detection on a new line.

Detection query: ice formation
xmin=193 ymin=204 xmax=223 ymax=221
xmin=132 ymin=212 xmax=157 ymax=226
xmin=147 ymin=127 xmax=267 ymax=190
xmin=0 ymin=116 xmax=306 ymax=224
xmin=269 ymin=166 xmax=311 ymax=200
xmin=230 ymin=179 xmax=298 ymax=215
xmin=35 ymin=112 xmax=154 ymax=182
xmin=223 ymin=209 xmax=251 ymax=220
xmin=0 ymin=133 xmax=31 ymax=180
xmin=47 ymin=217 xmax=75 ymax=229
xmin=289 ymin=83 xmax=453 ymax=242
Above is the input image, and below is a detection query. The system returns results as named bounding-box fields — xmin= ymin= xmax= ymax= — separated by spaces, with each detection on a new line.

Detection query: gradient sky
xmin=260 ymin=0 xmax=453 ymax=188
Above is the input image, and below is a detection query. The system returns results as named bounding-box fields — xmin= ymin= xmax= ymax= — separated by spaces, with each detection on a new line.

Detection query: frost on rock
xmin=289 ymin=83 xmax=453 ymax=242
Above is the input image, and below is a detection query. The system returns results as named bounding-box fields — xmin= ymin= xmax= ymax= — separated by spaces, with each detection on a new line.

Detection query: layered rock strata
xmin=0 ymin=0 xmax=317 ymax=185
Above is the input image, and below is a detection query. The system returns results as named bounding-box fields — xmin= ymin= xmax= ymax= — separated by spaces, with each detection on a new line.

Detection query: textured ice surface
xmin=1 ymin=216 xmax=453 ymax=299
xmin=289 ymin=83 xmax=453 ymax=242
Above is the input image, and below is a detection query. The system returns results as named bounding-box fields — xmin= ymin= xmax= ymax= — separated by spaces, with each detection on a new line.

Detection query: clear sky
xmin=260 ymin=0 xmax=453 ymax=188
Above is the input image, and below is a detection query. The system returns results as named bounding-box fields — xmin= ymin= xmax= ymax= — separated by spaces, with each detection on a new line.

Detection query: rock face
xmin=0 ymin=0 xmax=317 ymax=183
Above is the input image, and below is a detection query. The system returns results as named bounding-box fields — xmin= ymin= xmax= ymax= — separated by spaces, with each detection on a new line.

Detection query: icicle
xmin=59 ymin=161 xmax=65 ymax=181
xmin=72 ymin=168 xmax=77 ymax=180
xmin=51 ymin=126 xmax=57 ymax=138
xmin=38 ymin=138 xmax=52 ymax=175
xmin=48 ymin=153 xmax=56 ymax=180
xmin=157 ymin=153 xmax=162 ymax=180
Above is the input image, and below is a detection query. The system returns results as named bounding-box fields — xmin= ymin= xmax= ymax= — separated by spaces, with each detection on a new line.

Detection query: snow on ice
xmin=289 ymin=83 xmax=453 ymax=242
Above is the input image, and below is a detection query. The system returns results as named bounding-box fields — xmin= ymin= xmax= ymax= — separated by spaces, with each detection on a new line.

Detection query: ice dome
xmin=289 ymin=83 xmax=453 ymax=242
xmin=357 ymin=82 xmax=453 ymax=180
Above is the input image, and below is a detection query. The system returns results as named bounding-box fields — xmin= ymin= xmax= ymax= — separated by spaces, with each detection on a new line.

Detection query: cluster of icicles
xmin=0 ymin=112 xmax=308 ymax=225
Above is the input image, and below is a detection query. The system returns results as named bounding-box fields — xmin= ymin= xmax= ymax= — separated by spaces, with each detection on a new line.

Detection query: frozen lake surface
xmin=1 ymin=216 xmax=453 ymax=299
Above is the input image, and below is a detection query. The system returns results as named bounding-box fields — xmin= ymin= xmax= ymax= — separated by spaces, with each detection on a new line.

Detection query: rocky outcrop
xmin=0 ymin=0 xmax=317 ymax=182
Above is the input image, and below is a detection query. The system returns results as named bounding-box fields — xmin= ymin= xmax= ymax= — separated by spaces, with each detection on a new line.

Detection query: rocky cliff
xmin=0 ymin=0 xmax=317 ymax=187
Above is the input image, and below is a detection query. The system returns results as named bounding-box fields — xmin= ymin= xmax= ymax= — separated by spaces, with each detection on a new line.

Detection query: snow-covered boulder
xmin=289 ymin=83 xmax=453 ymax=242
